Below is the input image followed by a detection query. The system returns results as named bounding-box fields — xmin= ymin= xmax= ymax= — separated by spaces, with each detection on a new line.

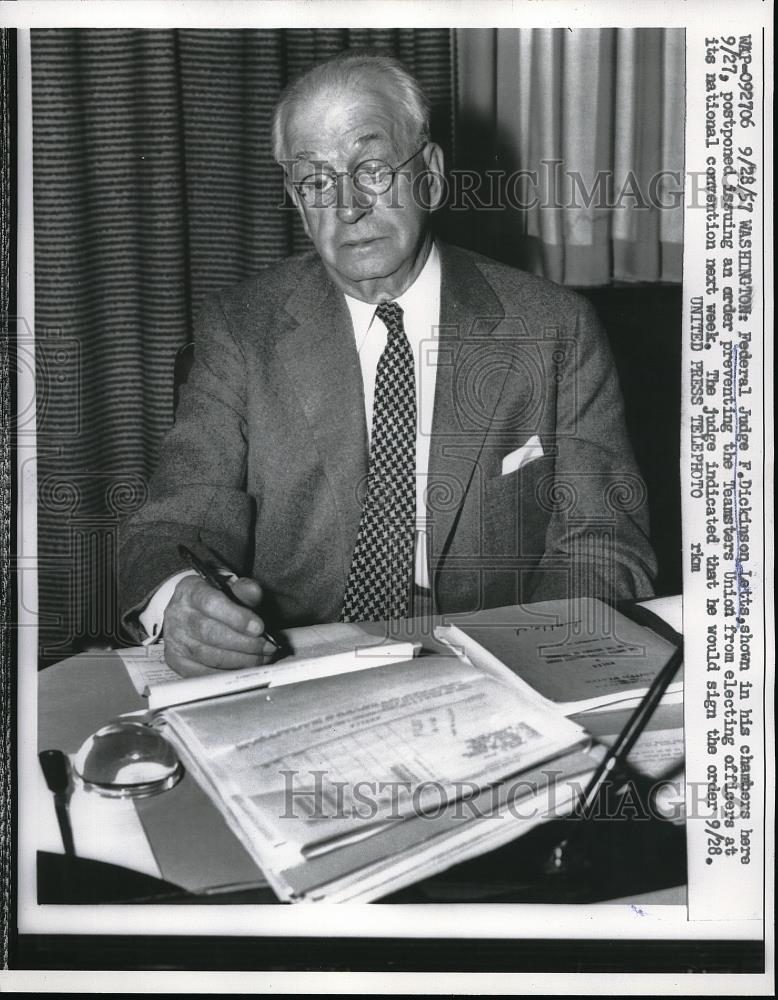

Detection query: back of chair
xmin=579 ymin=284 xmax=682 ymax=597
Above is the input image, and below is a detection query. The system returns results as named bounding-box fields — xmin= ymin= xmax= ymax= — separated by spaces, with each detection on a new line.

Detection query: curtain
xmin=453 ymin=28 xmax=685 ymax=285
xmin=31 ymin=28 xmax=455 ymax=662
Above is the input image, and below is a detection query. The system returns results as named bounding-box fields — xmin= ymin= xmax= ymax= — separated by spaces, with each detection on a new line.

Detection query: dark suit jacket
xmin=119 ymin=242 xmax=657 ymax=637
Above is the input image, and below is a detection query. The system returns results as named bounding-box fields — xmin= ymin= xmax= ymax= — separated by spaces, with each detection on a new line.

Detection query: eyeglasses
xmin=293 ymin=145 xmax=427 ymax=208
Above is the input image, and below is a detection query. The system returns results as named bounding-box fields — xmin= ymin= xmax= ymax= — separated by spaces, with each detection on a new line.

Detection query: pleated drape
xmin=454 ymin=27 xmax=685 ymax=285
xmin=31 ymin=28 xmax=454 ymax=661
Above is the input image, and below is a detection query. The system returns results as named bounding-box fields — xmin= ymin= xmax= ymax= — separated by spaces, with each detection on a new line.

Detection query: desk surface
xmin=37 ymin=597 xmax=686 ymax=905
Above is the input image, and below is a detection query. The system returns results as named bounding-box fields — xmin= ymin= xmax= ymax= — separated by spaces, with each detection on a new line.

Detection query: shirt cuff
xmin=414 ymin=528 xmax=430 ymax=590
xmin=138 ymin=569 xmax=198 ymax=645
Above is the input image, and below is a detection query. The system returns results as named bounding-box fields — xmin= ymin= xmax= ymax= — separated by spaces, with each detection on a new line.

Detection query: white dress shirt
xmin=139 ymin=243 xmax=441 ymax=641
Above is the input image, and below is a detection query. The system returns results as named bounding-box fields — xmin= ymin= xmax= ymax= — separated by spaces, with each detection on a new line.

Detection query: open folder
xmin=120 ymin=623 xmax=420 ymax=710
xmin=435 ymin=598 xmax=683 ymax=716
xmin=156 ymin=650 xmax=599 ymax=903
xmin=122 ymin=599 xmax=678 ymax=903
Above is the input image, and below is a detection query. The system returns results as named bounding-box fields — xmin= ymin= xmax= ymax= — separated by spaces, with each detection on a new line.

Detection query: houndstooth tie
xmin=340 ymin=302 xmax=416 ymax=622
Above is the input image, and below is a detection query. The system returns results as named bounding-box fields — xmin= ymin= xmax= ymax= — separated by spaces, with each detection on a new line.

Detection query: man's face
xmin=283 ymin=81 xmax=444 ymax=303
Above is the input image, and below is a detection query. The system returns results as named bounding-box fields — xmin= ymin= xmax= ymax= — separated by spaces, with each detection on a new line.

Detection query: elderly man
xmin=119 ymin=51 xmax=657 ymax=677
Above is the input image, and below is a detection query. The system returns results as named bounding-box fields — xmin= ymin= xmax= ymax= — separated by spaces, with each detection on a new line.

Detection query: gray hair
xmin=272 ymin=50 xmax=431 ymax=163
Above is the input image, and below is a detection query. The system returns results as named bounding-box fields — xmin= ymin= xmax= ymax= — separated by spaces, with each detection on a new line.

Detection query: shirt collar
xmin=343 ymin=242 xmax=441 ymax=351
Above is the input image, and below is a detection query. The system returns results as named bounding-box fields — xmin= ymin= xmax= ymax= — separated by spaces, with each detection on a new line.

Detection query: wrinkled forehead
xmin=283 ymin=81 xmax=410 ymax=167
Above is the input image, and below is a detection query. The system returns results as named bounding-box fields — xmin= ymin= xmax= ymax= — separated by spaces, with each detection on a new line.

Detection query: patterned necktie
xmin=340 ymin=302 xmax=416 ymax=622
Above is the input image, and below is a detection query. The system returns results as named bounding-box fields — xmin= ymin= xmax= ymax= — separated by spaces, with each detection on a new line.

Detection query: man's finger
xmin=188 ymin=579 xmax=266 ymax=635
xmin=231 ymin=577 xmax=263 ymax=607
xmin=165 ymin=633 xmax=276 ymax=677
xmin=181 ymin=638 xmax=271 ymax=671
xmin=164 ymin=651 xmax=215 ymax=678
xmin=194 ymin=613 xmax=269 ymax=654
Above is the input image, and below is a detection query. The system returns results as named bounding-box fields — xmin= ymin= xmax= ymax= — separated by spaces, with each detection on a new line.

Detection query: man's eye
xmin=355 ymin=161 xmax=390 ymax=184
xmin=301 ymin=175 xmax=334 ymax=193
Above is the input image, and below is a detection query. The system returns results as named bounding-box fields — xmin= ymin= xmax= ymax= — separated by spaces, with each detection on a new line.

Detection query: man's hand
xmin=163 ymin=575 xmax=276 ymax=678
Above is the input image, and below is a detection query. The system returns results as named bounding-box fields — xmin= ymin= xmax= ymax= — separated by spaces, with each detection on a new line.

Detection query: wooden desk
xmin=37 ymin=598 xmax=686 ymax=904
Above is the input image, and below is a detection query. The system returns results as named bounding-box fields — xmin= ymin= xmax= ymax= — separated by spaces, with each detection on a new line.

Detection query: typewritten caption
xmin=685 ymin=29 xmax=765 ymax=921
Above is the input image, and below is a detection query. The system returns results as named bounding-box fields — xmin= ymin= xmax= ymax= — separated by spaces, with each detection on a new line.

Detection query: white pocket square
xmin=501 ymin=435 xmax=544 ymax=476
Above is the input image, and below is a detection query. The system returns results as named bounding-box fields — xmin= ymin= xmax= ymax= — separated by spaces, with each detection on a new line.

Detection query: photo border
xmin=1 ymin=1 xmax=772 ymax=992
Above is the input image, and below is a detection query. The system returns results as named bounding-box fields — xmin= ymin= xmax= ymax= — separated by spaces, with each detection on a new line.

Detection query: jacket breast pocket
xmin=481 ymin=454 xmax=555 ymax=559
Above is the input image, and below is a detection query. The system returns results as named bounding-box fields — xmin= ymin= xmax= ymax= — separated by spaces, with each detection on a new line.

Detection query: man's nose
xmin=335 ymin=175 xmax=375 ymax=224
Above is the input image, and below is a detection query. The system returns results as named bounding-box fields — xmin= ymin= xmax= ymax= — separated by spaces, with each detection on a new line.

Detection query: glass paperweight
xmin=73 ymin=719 xmax=183 ymax=798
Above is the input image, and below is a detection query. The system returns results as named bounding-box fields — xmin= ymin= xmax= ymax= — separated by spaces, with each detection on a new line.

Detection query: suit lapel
xmin=272 ymin=245 xmax=509 ymax=603
xmin=428 ymin=243 xmax=506 ymax=583
xmin=275 ymin=263 xmax=368 ymax=584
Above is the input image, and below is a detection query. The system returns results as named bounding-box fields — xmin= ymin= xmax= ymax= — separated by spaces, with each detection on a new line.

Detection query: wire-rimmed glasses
xmin=293 ymin=144 xmax=427 ymax=207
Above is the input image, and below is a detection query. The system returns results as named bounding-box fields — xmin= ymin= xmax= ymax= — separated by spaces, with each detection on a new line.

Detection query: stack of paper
xmin=157 ymin=652 xmax=598 ymax=902
xmin=435 ymin=598 xmax=682 ymax=716
xmin=119 ymin=623 xmax=419 ymax=710
xmin=119 ymin=599 xmax=678 ymax=902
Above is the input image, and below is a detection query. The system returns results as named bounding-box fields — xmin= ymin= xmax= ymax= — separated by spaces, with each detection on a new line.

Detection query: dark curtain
xmin=32 ymin=28 xmax=455 ymax=663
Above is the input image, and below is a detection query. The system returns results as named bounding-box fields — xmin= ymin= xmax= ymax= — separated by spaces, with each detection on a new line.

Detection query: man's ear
xmin=421 ymin=142 xmax=446 ymax=213
xmin=287 ymin=181 xmax=313 ymax=240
